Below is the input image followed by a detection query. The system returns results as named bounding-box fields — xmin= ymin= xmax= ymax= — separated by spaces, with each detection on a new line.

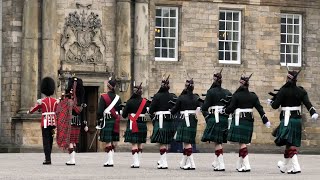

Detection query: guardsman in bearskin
xmin=28 ymin=77 xmax=58 ymax=165
xmin=149 ymin=75 xmax=176 ymax=169
xmin=56 ymin=77 xmax=88 ymax=165
xmin=170 ymin=79 xmax=201 ymax=170
xmin=122 ymin=83 xmax=149 ymax=168
xmin=222 ymin=73 xmax=271 ymax=172
xmin=97 ymin=78 xmax=122 ymax=167
xmin=201 ymin=69 xmax=232 ymax=171
xmin=267 ymin=68 xmax=318 ymax=174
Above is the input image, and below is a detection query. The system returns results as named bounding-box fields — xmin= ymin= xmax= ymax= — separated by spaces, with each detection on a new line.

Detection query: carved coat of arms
xmin=61 ymin=9 xmax=105 ymax=64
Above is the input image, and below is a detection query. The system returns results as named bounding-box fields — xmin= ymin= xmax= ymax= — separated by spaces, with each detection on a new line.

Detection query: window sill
xmin=218 ymin=60 xmax=241 ymax=65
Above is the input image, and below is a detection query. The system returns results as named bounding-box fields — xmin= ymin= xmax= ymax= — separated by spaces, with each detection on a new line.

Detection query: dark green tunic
xmin=97 ymin=91 xmax=122 ymax=142
xmin=171 ymin=91 xmax=201 ymax=144
xmin=225 ymin=87 xmax=268 ymax=144
xmin=271 ymin=84 xmax=316 ymax=147
xmin=149 ymin=90 xmax=176 ymax=144
xmin=201 ymin=85 xmax=232 ymax=143
xmin=122 ymin=95 xmax=148 ymax=144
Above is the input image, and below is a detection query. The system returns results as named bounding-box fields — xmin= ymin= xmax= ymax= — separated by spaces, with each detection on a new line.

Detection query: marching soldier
xmin=56 ymin=77 xmax=88 ymax=165
xmin=222 ymin=74 xmax=271 ymax=172
xmin=122 ymin=83 xmax=149 ymax=168
xmin=28 ymin=77 xmax=58 ymax=165
xmin=267 ymin=68 xmax=318 ymax=174
xmin=171 ymin=79 xmax=202 ymax=170
xmin=149 ymin=75 xmax=176 ymax=169
xmin=201 ymin=70 xmax=232 ymax=171
xmin=97 ymin=78 xmax=122 ymax=167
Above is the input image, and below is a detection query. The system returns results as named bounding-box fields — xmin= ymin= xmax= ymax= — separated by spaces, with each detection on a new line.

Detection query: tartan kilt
xmin=150 ymin=115 xmax=175 ymax=144
xmin=227 ymin=118 xmax=253 ymax=144
xmin=99 ymin=117 xmax=119 ymax=142
xmin=124 ymin=118 xmax=147 ymax=143
xmin=175 ymin=115 xmax=198 ymax=144
xmin=274 ymin=118 xmax=302 ymax=147
xmin=201 ymin=115 xmax=228 ymax=144
xmin=69 ymin=126 xmax=81 ymax=144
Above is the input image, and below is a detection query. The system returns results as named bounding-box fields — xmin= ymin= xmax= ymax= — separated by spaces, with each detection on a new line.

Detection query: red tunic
xmin=29 ymin=97 xmax=58 ymax=128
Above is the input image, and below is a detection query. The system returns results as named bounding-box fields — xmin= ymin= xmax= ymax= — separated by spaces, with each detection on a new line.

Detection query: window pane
xmin=286 ymin=54 xmax=292 ymax=63
xmin=163 ymin=9 xmax=169 ymax=17
xmin=232 ymin=52 xmax=238 ymax=61
xmin=170 ymin=19 xmax=176 ymax=27
xmin=170 ymin=9 xmax=176 ymax=17
xmin=287 ymin=16 xmax=293 ymax=24
xmin=169 ymin=49 xmax=175 ymax=58
xmin=294 ymin=17 xmax=299 ymax=24
xmin=155 ymin=28 xmax=161 ymax=37
xmin=294 ymin=35 xmax=299 ymax=43
xmin=162 ymin=28 xmax=169 ymax=37
xmin=219 ymin=42 xmax=224 ymax=50
xmin=281 ymin=17 xmax=286 ymax=24
xmin=287 ymin=35 xmax=292 ymax=43
xmin=225 ymin=42 xmax=232 ymax=51
xmin=163 ymin=18 xmax=169 ymax=27
xmin=287 ymin=25 xmax=293 ymax=33
xmin=292 ymin=54 xmax=298 ymax=63
xmin=219 ymin=31 xmax=225 ymax=40
xmin=170 ymin=29 xmax=176 ymax=37
xmin=156 ymin=9 xmax=162 ymax=16
xmin=293 ymin=45 xmax=298 ymax=53
xmin=280 ymin=54 xmax=285 ymax=63
xmin=281 ymin=25 xmax=286 ymax=33
xmin=281 ymin=44 xmax=285 ymax=53
xmin=233 ymin=32 xmax=239 ymax=41
xmin=162 ymin=39 xmax=168 ymax=47
xmin=156 ymin=18 xmax=161 ymax=27
xmin=286 ymin=45 xmax=291 ymax=53
xmin=225 ymin=51 xmax=231 ymax=60
xmin=220 ymin=12 xmax=225 ymax=20
xmin=226 ymin=22 xmax=232 ymax=30
xmin=226 ymin=12 xmax=232 ymax=20
xmin=233 ymin=12 xmax=239 ymax=21
xmin=155 ymin=48 xmax=160 ymax=57
xmin=232 ymin=42 xmax=238 ymax=50
xmin=219 ymin=21 xmax=225 ymax=30
xmin=233 ymin=22 xmax=239 ymax=31
xmin=162 ymin=49 xmax=168 ymax=57
xmin=219 ymin=51 xmax=224 ymax=60
xmin=155 ymin=39 xmax=160 ymax=47
xmin=294 ymin=25 xmax=299 ymax=34
xmin=226 ymin=32 xmax=232 ymax=40
xmin=281 ymin=34 xmax=286 ymax=43
xmin=169 ymin=39 xmax=175 ymax=48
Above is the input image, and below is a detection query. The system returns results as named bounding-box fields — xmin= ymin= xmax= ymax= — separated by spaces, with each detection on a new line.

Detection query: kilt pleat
xmin=174 ymin=115 xmax=198 ymax=144
xmin=124 ymin=118 xmax=147 ymax=143
xmin=69 ymin=126 xmax=81 ymax=144
xmin=201 ymin=115 xmax=228 ymax=144
xmin=99 ymin=117 xmax=119 ymax=142
xmin=227 ymin=118 xmax=253 ymax=144
xmin=150 ymin=116 xmax=175 ymax=144
xmin=275 ymin=118 xmax=302 ymax=147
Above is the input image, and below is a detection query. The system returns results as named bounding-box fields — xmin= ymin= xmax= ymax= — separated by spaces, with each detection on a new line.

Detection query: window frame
xmin=154 ymin=6 xmax=179 ymax=62
xmin=218 ymin=10 xmax=242 ymax=65
xmin=280 ymin=13 xmax=302 ymax=67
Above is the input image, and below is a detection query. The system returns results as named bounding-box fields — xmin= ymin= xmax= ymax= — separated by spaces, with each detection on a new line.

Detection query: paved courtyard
xmin=0 ymin=152 xmax=319 ymax=180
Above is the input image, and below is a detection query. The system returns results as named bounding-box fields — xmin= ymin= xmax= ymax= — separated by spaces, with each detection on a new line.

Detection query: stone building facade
xmin=1 ymin=0 xmax=320 ymax=152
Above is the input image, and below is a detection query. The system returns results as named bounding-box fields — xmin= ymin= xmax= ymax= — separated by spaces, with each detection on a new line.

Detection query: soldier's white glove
xmin=266 ymin=99 xmax=273 ymax=105
xmin=218 ymin=108 xmax=225 ymax=114
xmin=311 ymin=113 xmax=318 ymax=122
xmin=265 ymin=121 xmax=271 ymax=128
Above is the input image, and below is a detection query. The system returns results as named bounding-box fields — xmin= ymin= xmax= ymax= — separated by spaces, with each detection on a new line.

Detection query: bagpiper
xmin=27 ymin=77 xmax=58 ymax=165
xmin=56 ymin=76 xmax=88 ymax=165
xmin=201 ymin=69 xmax=232 ymax=171
xmin=267 ymin=68 xmax=318 ymax=174
xmin=97 ymin=78 xmax=122 ymax=167
xmin=122 ymin=83 xmax=149 ymax=168
xmin=149 ymin=75 xmax=176 ymax=169
xmin=222 ymin=73 xmax=271 ymax=172
xmin=170 ymin=79 xmax=202 ymax=170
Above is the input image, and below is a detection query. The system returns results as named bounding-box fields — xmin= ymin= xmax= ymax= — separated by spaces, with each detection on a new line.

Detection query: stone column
xmin=41 ymin=0 xmax=58 ymax=81
xmin=0 ymin=1 xmax=2 ymax=120
xmin=115 ymin=0 xmax=132 ymax=101
xmin=134 ymin=0 xmax=149 ymax=98
xmin=20 ymin=0 xmax=39 ymax=112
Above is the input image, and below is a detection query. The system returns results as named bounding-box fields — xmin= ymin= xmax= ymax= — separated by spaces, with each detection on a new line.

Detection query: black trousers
xmin=42 ymin=126 xmax=55 ymax=161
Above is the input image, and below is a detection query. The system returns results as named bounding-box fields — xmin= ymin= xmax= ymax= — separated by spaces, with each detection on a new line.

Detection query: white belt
xmin=104 ymin=111 xmax=119 ymax=119
xmin=155 ymin=111 xmax=171 ymax=128
xmin=42 ymin=112 xmax=56 ymax=128
xmin=208 ymin=106 xmax=224 ymax=123
xmin=235 ymin=108 xmax=253 ymax=126
xmin=180 ymin=110 xmax=196 ymax=127
xmin=129 ymin=114 xmax=146 ymax=130
xmin=281 ymin=106 xmax=301 ymax=126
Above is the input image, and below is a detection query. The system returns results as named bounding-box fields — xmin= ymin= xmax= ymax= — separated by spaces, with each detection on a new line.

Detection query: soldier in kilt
xmin=149 ymin=75 xmax=176 ymax=169
xmin=222 ymin=74 xmax=271 ymax=172
xmin=201 ymin=70 xmax=232 ymax=171
xmin=56 ymin=77 xmax=88 ymax=165
xmin=122 ymin=83 xmax=149 ymax=168
xmin=171 ymin=79 xmax=201 ymax=170
xmin=268 ymin=69 xmax=318 ymax=174
xmin=97 ymin=79 xmax=122 ymax=167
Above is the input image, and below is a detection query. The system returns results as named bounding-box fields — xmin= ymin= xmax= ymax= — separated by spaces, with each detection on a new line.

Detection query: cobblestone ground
xmin=0 ymin=153 xmax=319 ymax=180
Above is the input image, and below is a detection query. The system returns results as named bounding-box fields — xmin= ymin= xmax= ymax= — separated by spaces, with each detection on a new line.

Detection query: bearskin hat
xmin=133 ymin=82 xmax=143 ymax=95
xmin=239 ymin=73 xmax=253 ymax=87
xmin=287 ymin=70 xmax=301 ymax=82
xmin=41 ymin=77 xmax=55 ymax=96
xmin=185 ymin=78 xmax=194 ymax=91
xmin=161 ymin=75 xmax=170 ymax=89
xmin=213 ymin=68 xmax=223 ymax=83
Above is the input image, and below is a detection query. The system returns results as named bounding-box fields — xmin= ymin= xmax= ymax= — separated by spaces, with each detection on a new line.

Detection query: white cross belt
xmin=208 ymin=106 xmax=224 ymax=123
xmin=281 ymin=106 xmax=301 ymax=126
xmin=180 ymin=110 xmax=197 ymax=127
xmin=235 ymin=108 xmax=253 ymax=126
xmin=155 ymin=111 xmax=171 ymax=128
xmin=129 ymin=114 xmax=146 ymax=130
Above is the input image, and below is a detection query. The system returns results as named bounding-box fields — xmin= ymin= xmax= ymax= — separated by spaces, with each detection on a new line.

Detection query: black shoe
xmin=157 ymin=167 xmax=168 ymax=169
xmin=131 ymin=165 xmax=139 ymax=168
xmin=237 ymin=169 xmax=251 ymax=172
xmin=214 ymin=168 xmax=225 ymax=171
xmin=104 ymin=164 xmax=114 ymax=167
xmin=43 ymin=160 xmax=51 ymax=165
xmin=66 ymin=163 xmax=75 ymax=166
xmin=287 ymin=170 xmax=301 ymax=174
xmin=183 ymin=167 xmax=196 ymax=170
